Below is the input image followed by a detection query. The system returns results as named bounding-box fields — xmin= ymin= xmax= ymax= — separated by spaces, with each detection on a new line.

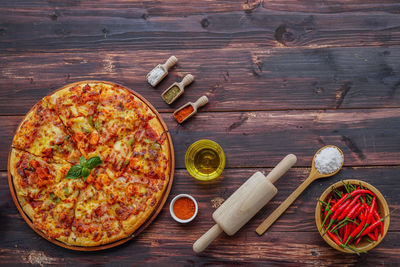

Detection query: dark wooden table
xmin=1 ymin=0 xmax=399 ymax=265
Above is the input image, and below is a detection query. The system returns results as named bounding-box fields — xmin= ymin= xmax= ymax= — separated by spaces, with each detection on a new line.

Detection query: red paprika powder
xmin=173 ymin=197 xmax=195 ymax=220
xmin=174 ymin=105 xmax=194 ymax=123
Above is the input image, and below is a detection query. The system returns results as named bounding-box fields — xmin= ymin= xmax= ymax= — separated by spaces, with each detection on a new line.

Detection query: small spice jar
xmin=170 ymin=194 xmax=198 ymax=223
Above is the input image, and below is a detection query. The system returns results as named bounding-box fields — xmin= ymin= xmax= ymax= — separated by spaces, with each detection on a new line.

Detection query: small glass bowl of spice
xmin=170 ymin=194 xmax=198 ymax=223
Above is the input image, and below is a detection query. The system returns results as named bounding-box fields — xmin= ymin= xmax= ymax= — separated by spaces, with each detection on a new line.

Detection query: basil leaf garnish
xmin=66 ymin=165 xmax=82 ymax=179
xmin=80 ymin=155 xmax=87 ymax=166
xmin=81 ymin=167 xmax=90 ymax=179
xmin=66 ymin=156 xmax=102 ymax=180
xmin=86 ymin=156 xmax=102 ymax=169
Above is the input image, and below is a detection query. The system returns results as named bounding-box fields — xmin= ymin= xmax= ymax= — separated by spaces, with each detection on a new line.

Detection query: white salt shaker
xmin=146 ymin=56 xmax=178 ymax=87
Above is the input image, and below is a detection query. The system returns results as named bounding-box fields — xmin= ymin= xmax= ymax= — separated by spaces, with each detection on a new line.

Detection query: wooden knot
xmin=275 ymin=25 xmax=296 ymax=46
xmin=242 ymin=0 xmax=261 ymax=12
xmin=48 ymin=11 xmax=58 ymax=21
xmin=141 ymin=13 xmax=148 ymax=20
xmin=201 ymin=18 xmax=210 ymax=28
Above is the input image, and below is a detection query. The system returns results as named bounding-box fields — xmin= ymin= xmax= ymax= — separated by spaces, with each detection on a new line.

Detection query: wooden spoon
xmin=173 ymin=96 xmax=208 ymax=123
xmin=255 ymin=145 xmax=344 ymax=235
xmin=146 ymin=56 xmax=178 ymax=87
xmin=162 ymin=74 xmax=194 ymax=104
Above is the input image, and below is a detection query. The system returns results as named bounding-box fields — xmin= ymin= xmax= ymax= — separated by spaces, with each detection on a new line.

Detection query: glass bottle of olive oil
xmin=185 ymin=140 xmax=225 ymax=181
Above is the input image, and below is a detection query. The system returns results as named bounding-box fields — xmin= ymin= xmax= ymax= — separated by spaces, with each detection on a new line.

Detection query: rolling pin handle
xmin=193 ymin=224 xmax=223 ymax=253
xmin=266 ymin=154 xmax=297 ymax=184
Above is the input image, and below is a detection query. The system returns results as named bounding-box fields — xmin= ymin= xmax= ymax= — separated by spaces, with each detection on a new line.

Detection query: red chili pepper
xmin=363 ymin=202 xmax=369 ymax=212
xmin=320 ymin=193 xmax=349 ymax=232
xmin=350 ymin=189 xmax=374 ymax=198
xmin=359 ymin=211 xmax=365 ymax=221
xmin=343 ymin=223 xmax=351 ymax=242
xmin=348 ymin=202 xmax=362 ymax=220
xmin=331 ymin=193 xmax=349 ymax=211
xmin=332 ymin=199 xmax=351 ymax=220
xmin=339 ymin=225 xmax=344 ymax=238
xmin=330 ymin=203 xmax=361 ymax=233
xmin=373 ymin=210 xmax=383 ymax=236
xmin=361 ymin=195 xmax=366 ymax=204
xmin=323 ymin=199 xmax=351 ymax=234
xmin=367 ymin=197 xmax=376 ymax=224
xmin=327 ymin=231 xmax=345 ymax=248
xmin=360 ymin=217 xmax=386 ymax=237
xmin=351 ymin=222 xmax=357 ymax=232
xmin=345 ymin=211 xmax=367 ymax=245
xmin=320 ymin=197 xmax=338 ymax=232
xmin=362 ymin=202 xmax=368 ymax=215
xmin=373 ymin=202 xmax=382 ymax=236
xmin=338 ymin=195 xmax=361 ymax=221
xmin=368 ymin=232 xmax=377 ymax=241
xmin=331 ymin=193 xmax=349 ymax=212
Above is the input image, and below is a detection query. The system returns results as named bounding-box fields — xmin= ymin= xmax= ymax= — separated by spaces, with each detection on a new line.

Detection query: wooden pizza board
xmin=7 ymin=80 xmax=175 ymax=251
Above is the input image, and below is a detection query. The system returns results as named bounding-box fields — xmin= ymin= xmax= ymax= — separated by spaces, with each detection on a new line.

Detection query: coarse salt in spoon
xmin=256 ymin=145 xmax=344 ymax=235
xmin=146 ymin=56 xmax=178 ymax=87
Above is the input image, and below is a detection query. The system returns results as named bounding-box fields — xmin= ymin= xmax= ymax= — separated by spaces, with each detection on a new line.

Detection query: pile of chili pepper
xmin=318 ymin=182 xmax=389 ymax=254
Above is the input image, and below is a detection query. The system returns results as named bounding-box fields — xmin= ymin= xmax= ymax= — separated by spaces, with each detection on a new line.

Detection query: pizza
xmin=12 ymin=99 xmax=82 ymax=163
xmin=10 ymin=81 xmax=172 ymax=247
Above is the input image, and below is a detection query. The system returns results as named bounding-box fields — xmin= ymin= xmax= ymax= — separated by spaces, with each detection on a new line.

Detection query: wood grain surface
xmin=1 ymin=0 xmax=399 ymax=265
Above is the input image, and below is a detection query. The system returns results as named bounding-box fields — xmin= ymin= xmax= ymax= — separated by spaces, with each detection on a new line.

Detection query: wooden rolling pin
xmin=193 ymin=154 xmax=297 ymax=253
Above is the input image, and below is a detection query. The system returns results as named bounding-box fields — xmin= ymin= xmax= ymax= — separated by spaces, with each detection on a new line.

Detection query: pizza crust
xmin=148 ymin=116 xmax=171 ymax=180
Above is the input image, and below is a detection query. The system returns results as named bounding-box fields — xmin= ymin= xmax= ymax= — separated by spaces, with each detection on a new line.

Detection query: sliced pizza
xmin=124 ymin=118 xmax=170 ymax=180
xmin=32 ymin=178 xmax=83 ymax=244
xmin=12 ymin=100 xmax=81 ymax=164
xmin=44 ymin=82 xmax=102 ymax=158
xmin=88 ymin=84 xmax=154 ymax=171
xmin=68 ymin=184 xmax=125 ymax=246
xmin=102 ymin=170 xmax=168 ymax=235
xmin=9 ymin=149 xmax=83 ymax=243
